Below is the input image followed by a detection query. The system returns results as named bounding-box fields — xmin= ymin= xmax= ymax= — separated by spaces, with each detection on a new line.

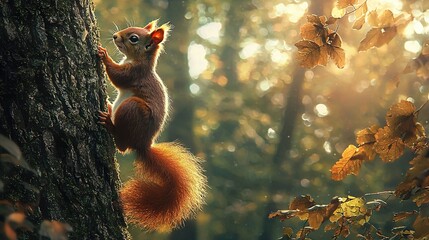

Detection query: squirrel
xmin=97 ymin=20 xmax=206 ymax=231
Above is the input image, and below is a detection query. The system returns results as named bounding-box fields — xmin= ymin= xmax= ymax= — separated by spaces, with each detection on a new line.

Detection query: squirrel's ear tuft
xmin=144 ymin=19 xmax=159 ymax=32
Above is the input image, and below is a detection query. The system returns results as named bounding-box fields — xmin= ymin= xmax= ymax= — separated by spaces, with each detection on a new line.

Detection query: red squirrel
xmin=97 ymin=20 xmax=206 ymax=231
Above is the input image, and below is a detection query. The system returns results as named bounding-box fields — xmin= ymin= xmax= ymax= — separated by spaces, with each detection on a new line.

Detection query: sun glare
xmin=188 ymin=42 xmax=208 ymax=79
xmin=197 ymin=22 xmax=222 ymax=44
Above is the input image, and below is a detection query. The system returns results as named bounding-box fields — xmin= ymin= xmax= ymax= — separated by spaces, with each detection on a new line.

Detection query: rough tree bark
xmin=0 ymin=0 xmax=129 ymax=239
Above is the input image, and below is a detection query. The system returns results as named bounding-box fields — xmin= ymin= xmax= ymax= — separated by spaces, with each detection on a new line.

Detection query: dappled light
xmin=93 ymin=0 xmax=429 ymax=239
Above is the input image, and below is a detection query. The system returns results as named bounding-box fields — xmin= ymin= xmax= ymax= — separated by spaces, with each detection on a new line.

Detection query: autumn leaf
xmin=300 ymin=22 xmax=325 ymax=45
xmin=392 ymin=210 xmax=418 ymax=222
xmin=354 ymin=1 xmax=368 ymax=18
xmin=300 ymin=15 xmax=332 ymax=45
xmin=366 ymin=10 xmax=379 ymax=27
xmin=413 ymin=214 xmax=429 ymax=239
xmin=377 ymin=9 xmax=395 ymax=26
xmin=374 ymin=126 xmax=404 ymax=162
xmin=307 ymin=205 xmax=327 ymax=229
xmin=356 ymin=125 xmax=379 ymax=160
xmin=326 ymin=16 xmax=338 ymax=25
xmin=323 ymin=33 xmax=345 ymax=68
xmin=295 ymin=40 xmax=324 ymax=68
xmin=330 ymin=196 xmax=368 ymax=225
xmin=336 ymin=0 xmax=357 ymax=9
xmin=358 ymin=10 xmax=410 ymax=51
xmin=395 ymin=153 xmax=429 ymax=200
xmin=358 ymin=10 xmax=396 ymax=51
xmin=353 ymin=15 xmax=366 ymax=30
xmin=331 ymin=145 xmax=366 ymax=181
xmin=300 ymin=15 xmax=338 ymax=46
xmin=386 ymin=100 xmax=416 ymax=137
xmin=358 ymin=27 xmax=397 ymax=51
xmin=331 ymin=6 xmax=346 ymax=18
xmin=413 ymin=190 xmax=429 ymax=207
xmin=340 ymin=197 xmax=367 ymax=218
xmin=289 ymin=195 xmax=316 ymax=211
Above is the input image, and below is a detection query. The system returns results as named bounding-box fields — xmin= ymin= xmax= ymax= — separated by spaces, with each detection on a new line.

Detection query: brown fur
xmin=98 ymin=20 xmax=206 ymax=231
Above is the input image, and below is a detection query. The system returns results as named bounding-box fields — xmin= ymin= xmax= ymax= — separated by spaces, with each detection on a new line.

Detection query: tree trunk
xmin=0 ymin=0 xmax=129 ymax=239
xmin=258 ymin=2 xmax=331 ymax=239
xmin=258 ymin=68 xmax=305 ymax=240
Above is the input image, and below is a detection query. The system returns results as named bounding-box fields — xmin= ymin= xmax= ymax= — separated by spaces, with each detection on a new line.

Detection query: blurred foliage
xmin=94 ymin=0 xmax=429 ymax=239
xmin=0 ymin=135 xmax=72 ymax=240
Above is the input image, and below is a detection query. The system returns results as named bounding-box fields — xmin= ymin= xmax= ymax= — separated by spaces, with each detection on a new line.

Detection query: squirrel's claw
xmin=98 ymin=46 xmax=107 ymax=58
xmin=98 ymin=110 xmax=115 ymax=133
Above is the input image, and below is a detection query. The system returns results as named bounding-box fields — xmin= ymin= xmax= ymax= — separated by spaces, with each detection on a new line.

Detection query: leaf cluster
xmin=330 ymin=100 xmax=427 ymax=181
xmin=272 ymin=100 xmax=429 ymax=238
xmin=325 ymin=100 xmax=429 ymax=239
xmin=295 ymin=15 xmax=345 ymax=69
xmin=270 ymin=194 xmax=389 ymax=239
xmin=295 ymin=0 xmax=412 ymax=69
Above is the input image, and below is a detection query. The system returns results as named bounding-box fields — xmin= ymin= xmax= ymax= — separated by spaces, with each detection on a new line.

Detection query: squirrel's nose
xmin=113 ymin=34 xmax=118 ymax=40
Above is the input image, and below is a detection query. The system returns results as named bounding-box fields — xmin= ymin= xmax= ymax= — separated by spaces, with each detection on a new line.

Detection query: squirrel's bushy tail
xmin=120 ymin=142 xmax=206 ymax=231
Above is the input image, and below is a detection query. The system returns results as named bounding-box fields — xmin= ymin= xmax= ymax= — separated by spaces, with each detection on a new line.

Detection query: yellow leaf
xmin=374 ymin=126 xmax=404 ymax=162
xmin=330 ymin=196 xmax=367 ymax=224
xmin=331 ymin=6 xmax=346 ymax=18
xmin=341 ymin=197 xmax=366 ymax=217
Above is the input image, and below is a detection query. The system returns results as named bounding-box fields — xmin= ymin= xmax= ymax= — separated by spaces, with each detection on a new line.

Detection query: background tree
xmin=0 ymin=0 xmax=129 ymax=239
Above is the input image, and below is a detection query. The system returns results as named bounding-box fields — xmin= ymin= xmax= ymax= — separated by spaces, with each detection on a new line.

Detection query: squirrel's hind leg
xmin=113 ymin=97 xmax=154 ymax=152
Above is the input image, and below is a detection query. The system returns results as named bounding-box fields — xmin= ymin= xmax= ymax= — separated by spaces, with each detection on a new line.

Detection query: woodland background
xmin=94 ymin=0 xmax=429 ymax=239
xmin=0 ymin=0 xmax=428 ymax=239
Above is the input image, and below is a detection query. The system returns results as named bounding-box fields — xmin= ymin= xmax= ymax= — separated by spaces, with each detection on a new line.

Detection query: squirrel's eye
xmin=129 ymin=35 xmax=139 ymax=44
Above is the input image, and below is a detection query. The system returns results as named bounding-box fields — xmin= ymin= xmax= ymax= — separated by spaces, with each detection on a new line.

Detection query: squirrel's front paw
xmin=98 ymin=110 xmax=114 ymax=133
xmin=98 ymin=46 xmax=107 ymax=58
